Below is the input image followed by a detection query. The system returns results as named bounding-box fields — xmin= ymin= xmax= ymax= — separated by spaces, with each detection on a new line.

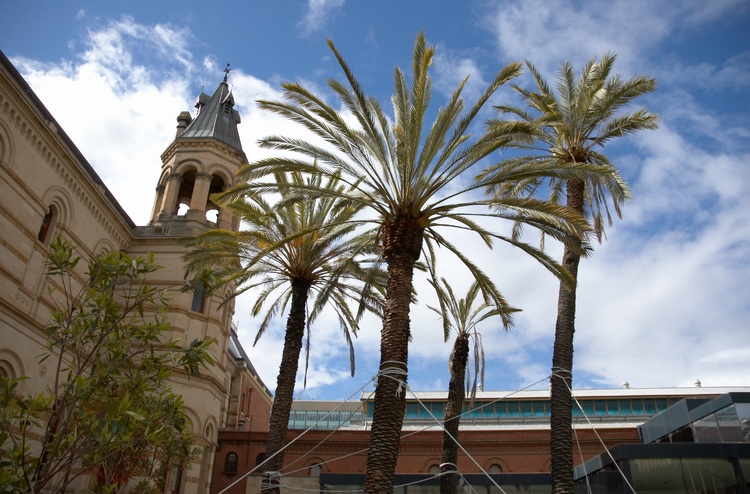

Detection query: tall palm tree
xmin=236 ymin=32 xmax=592 ymax=492
xmin=479 ymin=54 xmax=658 ymax=493
xmin=183 ymin=171 xmax=384 ymax=494
xmin=428 ymin=279 xmax=516 ymax=494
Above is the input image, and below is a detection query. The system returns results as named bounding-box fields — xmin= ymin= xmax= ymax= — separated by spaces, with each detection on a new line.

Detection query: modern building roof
xmin=638 ymin=391 xmax=750 ymax=444
xmin=361 ymin=386 xmax=749 ymax=401
xmin=179 ymin=73 xmax=243 ymax=153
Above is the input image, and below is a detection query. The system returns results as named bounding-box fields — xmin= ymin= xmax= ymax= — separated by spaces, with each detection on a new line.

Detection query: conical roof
xmin=179 ymin=76 xmax=243 ymax=152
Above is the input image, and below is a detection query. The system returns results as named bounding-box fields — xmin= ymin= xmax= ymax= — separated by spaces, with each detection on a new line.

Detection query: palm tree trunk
xmin=550 ymin=179 xmax=584 ymax=494
xmin=262 ymin=279 xmax=310 ymax=494
xmin=364 ymin=218 xmax=422 ymax=494
xmin=440 ymin=333 xmax=469 ymax=494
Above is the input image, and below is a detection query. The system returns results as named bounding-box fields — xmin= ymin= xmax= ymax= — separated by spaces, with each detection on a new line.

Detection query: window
xmin=169 ymin=465 xmax=183 ymax=494
xmin=580 ymin=400 xmax=595 ymax=417
xmin=37 ymin=206 xmax=56 ymax=244
xmin=489 ymin=464 xmax=503 ymax=474
xmin=224 ymin=453 xmax=238 ymax=474
xmin=191 ymin=283 xmax=206 ymax=313
xmin=309 ymin=464 xmax=322 ymax=477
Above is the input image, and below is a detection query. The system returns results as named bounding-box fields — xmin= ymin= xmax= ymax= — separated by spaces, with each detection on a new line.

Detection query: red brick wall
xmin=211 ymin=426 xmax=641 ymax=492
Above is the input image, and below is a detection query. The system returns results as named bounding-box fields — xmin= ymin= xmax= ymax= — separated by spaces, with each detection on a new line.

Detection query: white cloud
xmin=482 ymin=0 xmax=746 ymax=76
xmin=659 ymin=51 xmax=750 ymax=94
xmin=433 ymin=51 xmax=487 ymax=102
xmin=298 ymin=0 xmax=346 ymax=36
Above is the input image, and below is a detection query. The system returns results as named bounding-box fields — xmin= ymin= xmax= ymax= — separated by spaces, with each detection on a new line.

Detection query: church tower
xmin=149 ymin=66 xmax=245 ymax=234
xmin=127 ymin=69 xmax=265 ymax=494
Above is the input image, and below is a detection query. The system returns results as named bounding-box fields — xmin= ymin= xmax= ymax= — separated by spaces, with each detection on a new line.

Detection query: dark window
xmin=532 ymin=400 xmax=547 ymax=417
xmin=256 ymin=452 xmax=267 ymax=467
xmin=191 ymin=283 xmax=206 ymax=313
xmin=225 ymin=453 xmax=238 ymax=474
xmin=581 ymin=400 xmax=595 ymax=417
xmin=38 ymin=207 xmax=54 ymax=244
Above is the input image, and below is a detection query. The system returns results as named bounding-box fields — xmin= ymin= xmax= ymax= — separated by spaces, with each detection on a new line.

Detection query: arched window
xmin=37 ymin=206 xmax=57 ymax=244
xmin=256 ymin=452 xmax=267 ymax=467
xmin=309 ymin=463 xmax=322 ymax=477
xmin=191 ymin=282 xmax=206 ymax=313
xmin=489 ymin=463 xmax=503 ymax=474
xmin=428 ymin=464 xmax=441 ymax=475
xmin=224 ymin=452 xmax=238 ymax=474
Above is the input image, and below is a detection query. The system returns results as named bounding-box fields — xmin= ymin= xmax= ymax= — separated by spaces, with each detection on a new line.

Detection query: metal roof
xmin=179 ymin=79 xmax=243 ymax=152
xmin=360 ymin=386 xmax=750 ymax=401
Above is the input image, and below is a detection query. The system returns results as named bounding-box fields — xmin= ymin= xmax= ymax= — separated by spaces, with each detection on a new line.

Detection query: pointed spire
xmin=179 ymin=65 xmax=243 ymax=152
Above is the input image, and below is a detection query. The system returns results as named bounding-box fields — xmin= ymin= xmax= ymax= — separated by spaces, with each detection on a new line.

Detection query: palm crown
xmin=481 ymin=53 xmax=659 ymax=240
xmin=236 ymin=34 xmax=592 ymax=300
xmin=184 ymin=171 xmax=383 ymax=373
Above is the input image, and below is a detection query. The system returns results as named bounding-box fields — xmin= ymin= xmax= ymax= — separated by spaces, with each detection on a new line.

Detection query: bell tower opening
xmin=176 ymin=168 xmax=197 ymax=216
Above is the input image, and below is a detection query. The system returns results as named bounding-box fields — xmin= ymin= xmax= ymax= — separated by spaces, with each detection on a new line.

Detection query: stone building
xmin=0 ymin=50 xmax=272 ymax=493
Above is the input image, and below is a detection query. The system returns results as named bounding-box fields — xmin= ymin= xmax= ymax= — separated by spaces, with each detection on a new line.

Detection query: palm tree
xmin=428 ymin=278 xmax=516 ymax=494
xmin=237 ymin=32 xmax=593 ymax=492
xmin=479 ymin=54 xmax=658 ymax=493
xmin=183 ymin=171 xmax=384 ymax=494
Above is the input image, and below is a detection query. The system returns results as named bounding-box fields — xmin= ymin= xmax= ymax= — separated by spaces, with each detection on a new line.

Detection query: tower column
xmin=217 ymin=207 xmax=234 ymax=230
xmin=186 ymin=173 xmax=212 ymax=221
xmin=217 ymin=184 xmax=234 ymax=230
xmin=150 ymin=184 xmax=165 ymax=223
xmin=158 ymin=173 xmax=183 ymax=220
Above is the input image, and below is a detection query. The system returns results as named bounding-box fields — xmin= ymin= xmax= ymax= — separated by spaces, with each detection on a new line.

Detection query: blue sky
xmin=2 ymin=0 xmax=749 ymax=401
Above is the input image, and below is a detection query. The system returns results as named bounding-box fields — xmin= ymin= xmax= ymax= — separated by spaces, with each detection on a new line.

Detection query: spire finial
xmin=223 ymin=63 xmax=231 ymax=83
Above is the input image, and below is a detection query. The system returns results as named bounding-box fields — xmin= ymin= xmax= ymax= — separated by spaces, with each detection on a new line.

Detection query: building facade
xmin=212 ymin=386 xmax=749 ymax=492
xmin=0 ymin=50 xmax=272 ymax=493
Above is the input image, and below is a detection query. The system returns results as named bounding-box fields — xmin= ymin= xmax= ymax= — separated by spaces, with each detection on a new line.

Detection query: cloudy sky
xmin=2 ymin=0 xmax=748 ymax=401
